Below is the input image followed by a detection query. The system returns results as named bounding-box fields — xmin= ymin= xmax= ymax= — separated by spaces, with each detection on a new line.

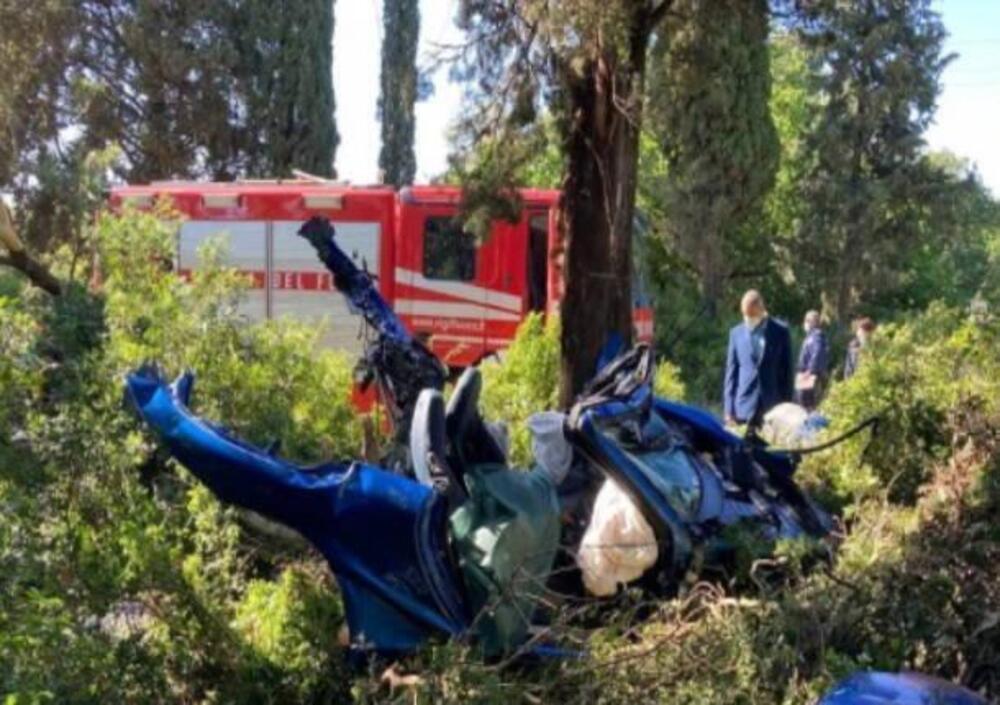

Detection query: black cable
xmin=768 ymin=415 xmax=880 ymax=457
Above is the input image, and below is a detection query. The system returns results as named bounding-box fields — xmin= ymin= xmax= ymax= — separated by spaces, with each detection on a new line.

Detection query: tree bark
xmin=558 ymin=19 xmax=650 ymax=407
xmin=0 ymin=202 xmax=62 ymax=296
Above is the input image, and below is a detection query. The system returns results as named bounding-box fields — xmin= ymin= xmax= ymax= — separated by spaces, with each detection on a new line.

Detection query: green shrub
xmin=479 ymin=313 xmax=561 ymax=465
xmin=232 ymin=566 xmax=348 ymax=703
xmin=1 ymin=209 xmax=358 ymax=703
xmin=653 ymin=357 xmax=686 ymax=400
xmin=801 ymin=303 xmax=1000 ymax=506
xmin=6 ymin=210 xmax=999 ymax=703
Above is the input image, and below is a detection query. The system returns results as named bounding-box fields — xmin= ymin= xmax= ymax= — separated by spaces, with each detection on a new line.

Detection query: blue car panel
xmin=819 ymin=671 xmax=986 ymax=705
xmin=126 ymin=368 xmax=468 ymax=654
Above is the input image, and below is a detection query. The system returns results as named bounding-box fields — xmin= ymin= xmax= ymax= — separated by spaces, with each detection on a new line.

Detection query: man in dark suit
xmin=723 ymin=290 xmax=793 ymax=427
xmin=795 ymin=310 xmax=829 ymax=411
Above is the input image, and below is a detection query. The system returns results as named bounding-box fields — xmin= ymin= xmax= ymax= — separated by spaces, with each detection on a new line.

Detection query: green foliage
xmin=6 ymin=211 xmax=1000 ymax=703
xmin=0 ymin=1 xmax=74 ymax=185
xmin=1 ymin=209 xmax=358 ymax=702
xmin=232 ymin=566 xmax=347 ymax=703
xmin=653 ymin=358 xmax=685 ymax=401
xmin=479 ymin=313 xmax=685 ymax=465
xmin=379 ymin=0 xmax=421 ymax=187
xmin=801 ymin=304 xmax=1000 ymax=506
xmin=453 ymin=0 xmax=671 ymax=402
xmin=345 ymin=309 xmax=1000 ymax=704
xmin=228 ymin=0 xmax=339 ymax=178
xmin=1 ymin=1 xmax=339 ymax=254
xmin=479 ymin=313 xmax=561 ymax=466
xmin=647 ymin=0 xmax=779 ymax=312
xmin=789 ymin=0 xmax=953 ymax=321
xmin=445 ymin=131 xmax=538 ymax=239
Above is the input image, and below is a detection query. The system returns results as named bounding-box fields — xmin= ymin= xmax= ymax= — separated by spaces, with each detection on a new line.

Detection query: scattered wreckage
xmin=127 ymin=217 xmax=835 ymax=658
xmin=125 ymin=217 xmax=987 ymax=701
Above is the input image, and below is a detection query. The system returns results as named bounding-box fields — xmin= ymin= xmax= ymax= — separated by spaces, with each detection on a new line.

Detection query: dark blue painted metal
xmin=298 ymin=216 xmax=410 ymax=344
xmin=125 ymin=367 xmax=469 ymax=654
xmin=654 ymin=398 xmax=742 ymax=449
xmin=298 ymin=216 xmax=446 ymax=448
xmin=819 ymin=671 xmax=986 ymax=705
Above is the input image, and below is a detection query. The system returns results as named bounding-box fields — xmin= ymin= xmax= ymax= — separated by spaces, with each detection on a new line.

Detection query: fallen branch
xmin=0 ymin=202 xmax=62 ymax=296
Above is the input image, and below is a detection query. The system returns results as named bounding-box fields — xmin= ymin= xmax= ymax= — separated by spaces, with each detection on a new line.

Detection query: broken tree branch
xmin=0 ymin=201 xmax=62 ymax=296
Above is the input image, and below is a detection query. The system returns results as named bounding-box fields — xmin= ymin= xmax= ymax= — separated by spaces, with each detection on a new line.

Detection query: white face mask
xmin=744 ymin=314 xmax=764 ymax=329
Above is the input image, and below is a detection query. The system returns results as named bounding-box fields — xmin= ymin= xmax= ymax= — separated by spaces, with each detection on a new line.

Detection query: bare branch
xmin=0 ymin=202 xmax=62 ymax=296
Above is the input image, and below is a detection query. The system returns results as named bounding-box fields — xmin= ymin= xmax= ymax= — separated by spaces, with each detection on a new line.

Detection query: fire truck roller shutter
xmin=271 ymin=220 xmax=382 ymax=355
xmin=178 ymin=221 xmax=268 ymax=322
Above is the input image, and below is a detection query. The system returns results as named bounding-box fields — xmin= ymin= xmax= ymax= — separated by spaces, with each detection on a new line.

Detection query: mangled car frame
xmin=127 ymin=217 xmax=837 ymax=659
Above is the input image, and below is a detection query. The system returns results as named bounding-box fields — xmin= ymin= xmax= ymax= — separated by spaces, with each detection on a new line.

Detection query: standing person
xmin=723 ymin=290 xmax=794 ymax=429
xmin=795 ymin=310 xmax=829 ymax=411
xmin=843 ymin=317 xmax=876 ymax=379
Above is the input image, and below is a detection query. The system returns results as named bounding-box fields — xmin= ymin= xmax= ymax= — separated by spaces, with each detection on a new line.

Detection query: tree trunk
xmin=558 ymin=29 xmax=648 ymax=407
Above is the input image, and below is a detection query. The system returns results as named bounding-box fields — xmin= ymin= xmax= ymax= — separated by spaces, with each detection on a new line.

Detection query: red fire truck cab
xmin=110 ymin=181 xmax=654 ymax=367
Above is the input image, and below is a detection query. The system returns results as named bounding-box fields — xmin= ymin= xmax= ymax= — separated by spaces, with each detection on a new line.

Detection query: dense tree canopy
xmin=0 ymin=1 xmax=73 ymax=187
xmin=228 ymin=0 xmax=339 ymax=178
xmin=378 ymin=0 xmax=421 ymax=187
xmin=790 ymin=0 xmax=952 ymax=322
xmin=647 ymin=0 xmax=778 ymax=315
xmin=0 ymin=0 xmax=338 ymax=256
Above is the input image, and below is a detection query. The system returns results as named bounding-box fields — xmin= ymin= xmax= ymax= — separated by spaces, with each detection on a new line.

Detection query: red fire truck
xmin=110 ymin=181 xmax=654 ymax=367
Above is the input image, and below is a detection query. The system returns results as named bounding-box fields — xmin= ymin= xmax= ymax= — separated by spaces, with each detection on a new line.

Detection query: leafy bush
xmin=232 ymin=565 xmax=348 ymax=703
xmin=653 ymin=357 xmax=685 ymax=400
xmin=1 ymin=209 xmax=360 ymax=703
xmin=479 ymin=313 xmax=561 ymax=465
xmin=5 ymin=210 xmax=999 ymax=704
xmin=349 ymin=386 xmax=1000 ymax=704
xmin=341 ymin=305 xmax=1000 ymax=704
xmin=801 ymin=303 xmax=1000 ymax=506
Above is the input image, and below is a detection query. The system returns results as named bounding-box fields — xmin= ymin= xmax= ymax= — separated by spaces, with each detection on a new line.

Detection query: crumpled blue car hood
xmin=125 ymin=367 xmax=469 ymax=654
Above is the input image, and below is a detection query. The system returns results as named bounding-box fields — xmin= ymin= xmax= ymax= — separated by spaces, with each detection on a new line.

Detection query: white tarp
xmin=761 ymin=402 xmax=811 ymax=447
xmin=577 ymin=479 xmax=659 ymax=596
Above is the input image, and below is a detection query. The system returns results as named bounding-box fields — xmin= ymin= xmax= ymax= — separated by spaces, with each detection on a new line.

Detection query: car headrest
xmin=445 ymin=367 xmax=508 ymax=470
xmin=411 ymin=389 xmax=466 ymax=504
xmin=446 ymin=366 xmax=482 ymax=444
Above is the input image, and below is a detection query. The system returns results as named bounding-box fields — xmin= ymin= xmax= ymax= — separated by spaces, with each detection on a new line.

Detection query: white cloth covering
xmin=577 ymin=479 xmax=659 ymax=596
xmin=761 ymin=402 xmax=811 ymax=446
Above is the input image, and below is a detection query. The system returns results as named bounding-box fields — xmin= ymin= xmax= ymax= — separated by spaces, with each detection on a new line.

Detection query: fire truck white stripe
xmin=395 ymin=299 xmax=521 ymax=321
xmin=430 ymin=334 xmax=515 ymax=347
xmin=395 ymin=267 xmax=522 ymax=312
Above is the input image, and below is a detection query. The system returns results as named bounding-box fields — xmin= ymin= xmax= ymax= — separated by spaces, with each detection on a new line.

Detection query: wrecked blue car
xmin=126 ymin=217 xmax=834 ymax=657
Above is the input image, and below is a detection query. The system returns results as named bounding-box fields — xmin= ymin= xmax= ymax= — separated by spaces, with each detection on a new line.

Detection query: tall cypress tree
xmin=230 ymin=0 xmax=339 ymax=178
xmin=378 ymin=0 xmax=420 ymax=186
xmin=791 ymin=0 xmax=950 ymax=321
xmin=2 ymin=0 xmax=340 ymax=184
xmin=646 ymin=0 xmax=779 ymax=315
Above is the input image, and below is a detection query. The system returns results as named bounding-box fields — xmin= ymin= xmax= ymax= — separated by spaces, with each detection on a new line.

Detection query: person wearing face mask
xmin=723 ymin=290 xmax=794 ymax=429
xmin=843 ymin=317 xmax=876 ymax=380
xmin=795 ymin=310 xmax=829 ymax=411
